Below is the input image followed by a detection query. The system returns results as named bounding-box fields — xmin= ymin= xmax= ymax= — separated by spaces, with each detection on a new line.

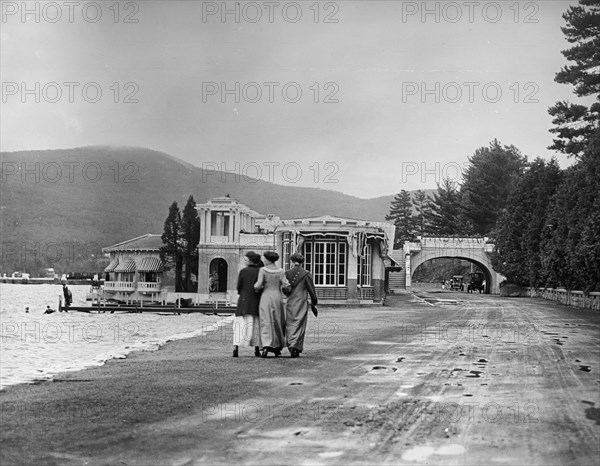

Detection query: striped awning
xmin=104 ymin=258 xmax=119 ymax=272
xmin=114 ymin=257 xmax=136 ymax=273
xmin=136 ymin=257 xmax=163 ymax=272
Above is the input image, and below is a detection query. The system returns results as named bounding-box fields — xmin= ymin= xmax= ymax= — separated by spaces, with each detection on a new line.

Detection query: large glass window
xmin=303 ymin=235 xmax=347 ymax=286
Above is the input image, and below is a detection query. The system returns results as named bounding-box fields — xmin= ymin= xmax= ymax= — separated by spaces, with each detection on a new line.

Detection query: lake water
xmin=0 ymin=283 xmax=231 ymax=389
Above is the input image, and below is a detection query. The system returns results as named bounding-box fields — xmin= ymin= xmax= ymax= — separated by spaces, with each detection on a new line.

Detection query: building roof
xmin=135 ymin=256 xmax=164 ymax=272
xmin=113 ymin=257 xmax=136 ymax=273
xmin=102 ymin=234 xmax=163 ymax=252
xmin=279 ymin=215 xmax=392 ymax=227
xmin=196 ymin=197 xmax=262 ymax=217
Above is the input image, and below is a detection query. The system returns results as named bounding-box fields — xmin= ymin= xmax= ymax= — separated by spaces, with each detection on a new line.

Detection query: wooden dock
xmin=59 ymin=299 xmax=236 ymax=315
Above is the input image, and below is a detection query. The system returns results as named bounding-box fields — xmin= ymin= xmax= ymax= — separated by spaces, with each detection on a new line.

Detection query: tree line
xmin=386 ymin=0 xmax=599 ymax=293
xmin=160 ymin=195 xmax=200 ymax=292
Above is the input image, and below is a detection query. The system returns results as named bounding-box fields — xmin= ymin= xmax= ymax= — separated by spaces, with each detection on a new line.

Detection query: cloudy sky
xmin=1 ymin=0 xmax=582 ymax=198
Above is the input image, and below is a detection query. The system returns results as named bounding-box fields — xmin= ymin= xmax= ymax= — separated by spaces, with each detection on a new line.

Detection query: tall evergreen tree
xmin=461 ymin=140 xmax=527 ymax=235
xmin=160 ymin=201 xmax=183 ymax=291
xmin=425 ymin=178 xmax=466 ymax=236
xmin=386 ymin=190 xmax=417 ymax=247
xmin=412 ymin=190 xmax=435 ymax=236
xmin=539 ymin=1 xmax=600 ymax=293
xmin=491 ymin=158 xmax=563 ymax=287
xmin=548 ymin=0 xmax=600 ymax=157
xmin=542 ymin=128 xmax=600 ymax=292
xmin=181 ymin=195 xmax=200 ymax=292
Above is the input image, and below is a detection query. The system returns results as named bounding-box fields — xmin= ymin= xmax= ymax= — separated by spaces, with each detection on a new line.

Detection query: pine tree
xmin=412 ymin=190 xmax=435 ymax=236
xmin=542 ymin=128 xmax=600 ymax=292
xmin=386 ymin=190 xmax=417 ymax=247
xmin=181 ymin=195 xmax=200 ymax=292
xmin=160 ymin=201 xmax=183 ymax=292
xmin=548 ymin=0 xmax=600 ymax=157
xmin=461 ymin=140 xmax=527 ymax=235
xmin=426 ymin=178 xmax=466 ymax=236
xmin=491 ymin=158 xmax=563 ymax=287
xmin=540 ymin=0 xmax=600 ymax=292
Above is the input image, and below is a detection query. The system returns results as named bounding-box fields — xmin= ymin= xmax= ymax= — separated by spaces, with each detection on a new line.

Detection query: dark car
xmin=467 ymin=272 xmax=485 ymax=293
xmin=450 ymin=275 xmax=464 ymax=291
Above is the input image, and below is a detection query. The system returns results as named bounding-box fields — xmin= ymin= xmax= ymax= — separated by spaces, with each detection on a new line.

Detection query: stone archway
xmin=403 ymin=237 xmax=503 ymax=294
xmin=411 ymin=257 xmax=493 ymax=294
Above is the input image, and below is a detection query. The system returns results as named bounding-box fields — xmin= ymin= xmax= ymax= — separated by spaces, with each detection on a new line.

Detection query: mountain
xmin=2 ymin=146 xmax=430 ymax=273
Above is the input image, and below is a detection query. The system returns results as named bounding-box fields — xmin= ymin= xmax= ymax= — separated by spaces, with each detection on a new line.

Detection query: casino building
xmin=195 ymin=197 xmax=396 ymax=305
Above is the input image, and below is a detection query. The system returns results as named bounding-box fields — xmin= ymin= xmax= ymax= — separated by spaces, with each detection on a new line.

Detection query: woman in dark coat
xmin=233 ymin=251 xmax=263 ymax=357
xmin=285 ymin=253 xmax=318 ymax=358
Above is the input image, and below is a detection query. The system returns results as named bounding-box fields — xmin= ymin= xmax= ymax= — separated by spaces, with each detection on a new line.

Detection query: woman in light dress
xmin=232 ymin=251 xmax=263 ymax=358
xmin=254 ymin=250 xmax=290 ymax=358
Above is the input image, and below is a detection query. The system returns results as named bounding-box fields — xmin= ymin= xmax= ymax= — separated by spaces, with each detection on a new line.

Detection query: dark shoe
xmin=254 ymin=347 xmax=261 ymax=357
xmin=274 ymin=349 xmax=281 ymax=357
xmin=290 ymin=349 xmax=299 ymax=358
xmin=261 ymin=349 xmax=268 ymax=358
xmin=232 ymin=348 xmax=238 ymax=358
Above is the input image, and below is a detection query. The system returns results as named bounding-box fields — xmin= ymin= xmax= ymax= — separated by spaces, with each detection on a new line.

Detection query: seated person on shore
xmin=44 ymin=306 xmax=55 ymax=314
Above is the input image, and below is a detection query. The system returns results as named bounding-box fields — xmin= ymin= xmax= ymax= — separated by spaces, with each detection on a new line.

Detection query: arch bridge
xmin=401 ymin=236 xmax=503 ymax=294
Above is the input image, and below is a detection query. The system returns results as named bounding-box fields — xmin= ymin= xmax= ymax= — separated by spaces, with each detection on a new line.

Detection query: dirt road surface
xmin=1 ymin=288 xmax=599 ymax=465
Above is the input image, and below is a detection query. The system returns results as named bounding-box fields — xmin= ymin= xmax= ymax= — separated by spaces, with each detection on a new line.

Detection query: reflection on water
xmin=0 ymin=284 xmax=229 ymax=389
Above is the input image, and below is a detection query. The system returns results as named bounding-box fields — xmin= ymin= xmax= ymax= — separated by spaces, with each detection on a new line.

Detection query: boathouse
xmin=102 ymin=234 xmax=166 ymax=303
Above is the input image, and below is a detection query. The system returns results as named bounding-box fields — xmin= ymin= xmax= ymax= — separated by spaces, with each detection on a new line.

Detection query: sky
xmin=0 ymin=0 xmax=584 ymax=198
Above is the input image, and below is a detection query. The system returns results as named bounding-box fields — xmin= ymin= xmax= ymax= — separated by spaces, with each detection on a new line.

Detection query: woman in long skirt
xmin=233 ymin=251 xmax=263 ymax=357
xmin=254 ymin=251 xmax=290 ymax=358
xmin=285 ymin=253 xmax=318 ymax=358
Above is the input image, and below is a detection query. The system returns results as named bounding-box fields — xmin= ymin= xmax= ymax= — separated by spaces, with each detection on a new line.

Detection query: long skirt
xmin=232 ymin=315 xmax=261 ymax=347
xmin=286 ymin=295 xmax=310 ymax=352
xmin=258 ymin=291 xmax=286 ymax=351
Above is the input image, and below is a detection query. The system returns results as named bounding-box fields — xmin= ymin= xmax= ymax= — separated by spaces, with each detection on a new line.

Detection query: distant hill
xmin=0 ymin=146 xmax=433 ymax=273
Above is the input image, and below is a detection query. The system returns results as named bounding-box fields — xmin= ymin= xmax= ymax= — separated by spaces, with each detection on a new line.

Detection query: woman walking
xmin=254 ymin=251 xmax=290 ymax=358
xmin=233 ymin=251 xmax=263 ymax=357
xmin=285 ymin=253 xmax=318 ymax=358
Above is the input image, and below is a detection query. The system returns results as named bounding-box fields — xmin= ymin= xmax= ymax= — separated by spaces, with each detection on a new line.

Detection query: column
xmin=228 ymin=210 xmax=234 ymax=242
xmin=216 ymin=212 xmax=223 ymax=237
xmin=234 ymin=210 xmax=241 ymax=242
xmin=405 ymin=254 xmax=411 ymax=289
xmin=347 ymin=236 xmax=358 ymax=302
xmin=372 ymin=241 xmax=384 ymax=301
xmin=206 ymin=210 xmax=211 ymax=240
xmin=199 ymin=209 xmax=206 ymax=242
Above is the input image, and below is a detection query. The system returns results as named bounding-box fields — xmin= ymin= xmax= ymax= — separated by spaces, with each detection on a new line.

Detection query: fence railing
xmin=525 ymin=288 xmax=600 ymax=311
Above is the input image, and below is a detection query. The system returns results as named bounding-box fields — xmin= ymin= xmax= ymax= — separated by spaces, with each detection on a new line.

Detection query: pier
xmin=59 ymin=297 xmax=236 ymax=315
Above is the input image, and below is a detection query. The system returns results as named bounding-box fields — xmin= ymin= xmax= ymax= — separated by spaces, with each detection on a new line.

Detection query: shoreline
xmin=0 ymin=313 xmax=233 ymax=392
